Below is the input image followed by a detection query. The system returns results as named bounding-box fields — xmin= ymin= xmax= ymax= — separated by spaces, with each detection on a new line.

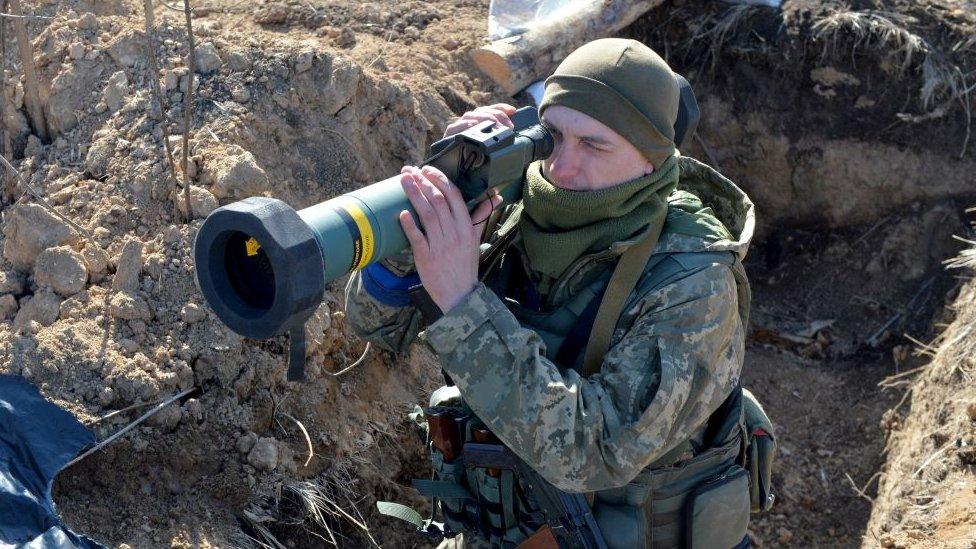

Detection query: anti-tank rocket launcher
xmin=193 ymin=76 xmax=699 ymax=383
xmin=193 ymin=107 xmax=554 ymax=381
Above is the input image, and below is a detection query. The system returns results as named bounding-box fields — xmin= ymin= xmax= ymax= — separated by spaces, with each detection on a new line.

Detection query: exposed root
xmin=278 ymin=411 xmax=315 ymax=467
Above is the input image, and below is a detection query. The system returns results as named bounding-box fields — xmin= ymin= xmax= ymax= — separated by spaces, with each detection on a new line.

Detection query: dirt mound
xmin=0 ymin=4 xmax=466 ymax=546
xmin=865 ymin=236 xmax=976 ymax=548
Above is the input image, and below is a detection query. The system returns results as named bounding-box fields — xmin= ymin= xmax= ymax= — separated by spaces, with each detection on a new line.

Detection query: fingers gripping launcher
xmin=193 ymin=108 xmax=554 ymax=381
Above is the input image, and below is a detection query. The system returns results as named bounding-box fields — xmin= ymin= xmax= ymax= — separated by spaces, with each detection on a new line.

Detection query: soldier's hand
xmin=444 ymin=104 xmax=517 ymax=137
xmin=398 ymin=164 xmax=503 ymax=314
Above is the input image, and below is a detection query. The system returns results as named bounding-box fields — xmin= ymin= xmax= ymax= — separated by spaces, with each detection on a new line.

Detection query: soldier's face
xmin=540 ymin=106 xmax=655 ymax=191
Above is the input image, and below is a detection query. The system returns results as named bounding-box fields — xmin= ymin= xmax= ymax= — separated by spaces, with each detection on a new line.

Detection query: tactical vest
xmin=383 ymin=200 xmax=776 ymax=548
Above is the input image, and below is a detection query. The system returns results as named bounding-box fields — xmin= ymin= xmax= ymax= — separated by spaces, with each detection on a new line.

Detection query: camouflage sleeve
xmin=343 ymin=262 xmax=425 ymax=354
xmin=422 ymin=264 xmax=743 ymax=493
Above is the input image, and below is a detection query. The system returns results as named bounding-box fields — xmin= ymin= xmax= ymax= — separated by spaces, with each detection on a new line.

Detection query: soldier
xmin=345 ymin=38 xmax=773 ymax=548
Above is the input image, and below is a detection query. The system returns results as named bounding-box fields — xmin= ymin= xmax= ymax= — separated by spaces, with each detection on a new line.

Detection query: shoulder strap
xmin=581 ymin=215 xmax=666 ymax=377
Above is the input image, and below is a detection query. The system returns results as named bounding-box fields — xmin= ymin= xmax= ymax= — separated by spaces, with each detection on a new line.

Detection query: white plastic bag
xmin=488 ymin=0 xmax=601 ymax=41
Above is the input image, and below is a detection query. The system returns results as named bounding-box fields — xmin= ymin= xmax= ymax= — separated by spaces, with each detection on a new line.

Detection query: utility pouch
xmin=741 ymin=388 xmax=776 ymax=513
xmin=430 ymin=447 xmax=472 ymax=533
xmin=592 ymin=500 xmax=646 ymax=549
xmin=684 ymin=465 xmax=750 ymax=549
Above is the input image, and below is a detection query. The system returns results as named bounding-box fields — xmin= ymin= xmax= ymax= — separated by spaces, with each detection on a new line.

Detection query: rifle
xmin=463 ymin=442 xmax=608 ymax=549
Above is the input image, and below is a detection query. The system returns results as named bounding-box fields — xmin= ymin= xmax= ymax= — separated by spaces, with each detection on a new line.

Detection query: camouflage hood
xmin=655 ymin=155 xmax=755 ymax=260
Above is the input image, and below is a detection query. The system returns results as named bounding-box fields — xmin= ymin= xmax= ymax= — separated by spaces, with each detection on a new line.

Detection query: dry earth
xmin=0 ymin=0 xmax=971 ymax=547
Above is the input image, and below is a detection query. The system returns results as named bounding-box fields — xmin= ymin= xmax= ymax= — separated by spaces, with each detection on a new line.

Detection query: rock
xmin=776 ymin=528 xmax=794 ymax=545
xmin=207 ymin=147 xmax=270 ymax=198
xmin=68 ymin=42 xmax=85 ymax=60
xmin=34 ymin=246 xmax=88 ymax=296
xmin=180 ymin=302 xmax=206 ymax=323
xmin=175 ymin=186 xmax=218 ymax=218
xmin=183 ymin=398 xmax=203 ymax=422
xmin=231 ymin=86 xmax=251 ymax=103
xmin=103 ymin=71 xmax=129 ymax=112
xmin=236 ymin=432 xmax=257 ymax=454
xmin=336 ymin=27 xmax=356 ymax=48
xmin=85 ymin=133 xmax=115 ymax=178
xmin=98 ymin=386 xmax=115 ymax=407
xmin=76 ymin=12 xmax=97 ymax=31
xmin=162 ymin=69 xmax=180 ymax=92
xmin=194 ymin=42 xmax=222 ymax=75
xmin=112 ymin=239 xmax=144 ymax=292
xmin=294 ymin=50 xmax=314 ymax=73
xmin=227 ymin=51 xmax=251 ymax=72
xmin=247 ymin=437 xmax=279 ymax=471
xmin=0 ymin=270 xmax=25 ymax=294
xmin=150 ymin=404 xmax=182 ymax=431
xmin=0 ymin=294 xmax=17 ymax=320
xmin=109 ymin=291 xmax=151 ymax=321
xmin=14 ymin=289 xmax=62 ymax=327
xmin=967 ymin=401 xmax=976 ymax=422
xmin=2 ymin=204 xmax=78 ymax=271
xmin=118 ymin=338 xmax=139 ymax=355
xmin=82 ymin=244 xmax=109 ymax=282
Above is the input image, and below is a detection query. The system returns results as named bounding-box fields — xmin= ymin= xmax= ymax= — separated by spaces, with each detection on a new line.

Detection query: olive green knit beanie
xmin=539 ymin=38 xmax=679 ymax=168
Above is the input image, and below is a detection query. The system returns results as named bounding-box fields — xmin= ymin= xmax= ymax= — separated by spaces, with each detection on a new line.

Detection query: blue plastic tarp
xmin=0 ymin=374 xmax=106 ymax=548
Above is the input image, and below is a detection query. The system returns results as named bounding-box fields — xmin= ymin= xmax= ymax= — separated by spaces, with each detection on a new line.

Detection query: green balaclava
xmin=518 ymin=39 xmax=681 ymax=291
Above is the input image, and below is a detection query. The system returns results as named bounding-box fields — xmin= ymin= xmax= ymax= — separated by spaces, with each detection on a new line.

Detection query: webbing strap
xmin=582 ymin=215 xmax=666 ymax=376
xmin=412 ymin=479 xmax=474 ymax=500
xmin=376 ymin=501 xmax=425 ymax=528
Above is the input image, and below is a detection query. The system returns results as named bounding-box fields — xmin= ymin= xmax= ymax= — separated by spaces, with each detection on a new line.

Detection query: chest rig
xmin=378 ymin=204 xmax=775 ymax=548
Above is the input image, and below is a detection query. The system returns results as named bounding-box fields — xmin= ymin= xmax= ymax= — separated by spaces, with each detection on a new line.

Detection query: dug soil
xmin=0 ymin=0 xmax=971 ymax=547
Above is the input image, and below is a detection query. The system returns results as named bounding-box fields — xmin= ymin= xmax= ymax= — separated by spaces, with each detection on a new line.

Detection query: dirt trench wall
xmin=864 ymin=256 xmax=976 ymax=548
xmin=690 ymin=95 xmax=976 ymax=236
xmin=626 ymin=0 xmax=976 ymax=238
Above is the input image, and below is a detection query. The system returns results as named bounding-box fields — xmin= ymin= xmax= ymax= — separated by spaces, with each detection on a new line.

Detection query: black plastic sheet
xmin=0 ymin=374 xmax=106 ymax=548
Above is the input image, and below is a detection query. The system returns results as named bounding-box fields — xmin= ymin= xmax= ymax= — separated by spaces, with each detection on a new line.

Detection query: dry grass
xmin=238 ymin=459 xmax=379 ymax=548
xmin=686 ymin=4 xmax=767 ymax=72
xmin=812 ymin=9 xmax=974 ymax=155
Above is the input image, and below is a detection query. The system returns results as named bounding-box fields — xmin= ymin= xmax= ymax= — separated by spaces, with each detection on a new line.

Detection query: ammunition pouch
xmin=742 ymin=388 xmax=776 ymax=513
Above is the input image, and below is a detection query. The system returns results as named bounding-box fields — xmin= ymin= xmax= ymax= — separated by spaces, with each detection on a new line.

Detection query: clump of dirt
xmin=865 ymin=235 xmax=976 ymax=548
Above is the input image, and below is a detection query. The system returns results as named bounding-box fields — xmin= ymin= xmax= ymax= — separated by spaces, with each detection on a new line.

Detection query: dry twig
xmin=7 ymin=0 xmax=46 ymax=141
xmin=844 ymin=472 xmax=875 ymax=503
xmin=65 ymin=388 xmax=195 ymax=469
xmin=181 ymin=0 xmax=195 ymax=221
xmin=142 ymin=0 xmax=180 ymax=220
xmin=324 ymin=342 xmax=371 ymax=377
xmin=912 ymin=445 xmax=949 ymax=478
xmin=0 ymin=153 xmax=97 ymax=246
xmin=0 ymin=0 xmax=10 ymax=201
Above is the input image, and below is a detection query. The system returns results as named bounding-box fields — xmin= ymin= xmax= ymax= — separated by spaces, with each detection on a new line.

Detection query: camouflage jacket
xmin=344 ymin=156 xmax=755 ymax=492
